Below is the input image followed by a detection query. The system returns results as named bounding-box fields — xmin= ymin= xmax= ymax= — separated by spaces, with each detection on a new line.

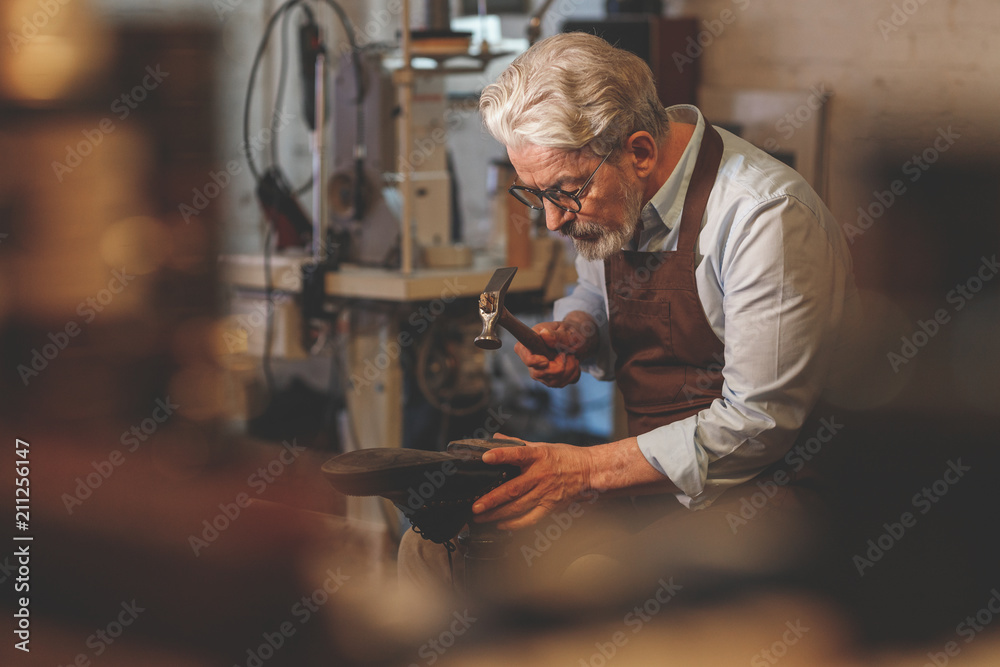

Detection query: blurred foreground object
xmin=0 ymin=0 xmax=112 ymax=104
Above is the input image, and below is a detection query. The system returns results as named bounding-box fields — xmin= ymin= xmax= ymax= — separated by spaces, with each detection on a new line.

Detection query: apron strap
xmin=677 ymin=123 xmax=724 ymax=254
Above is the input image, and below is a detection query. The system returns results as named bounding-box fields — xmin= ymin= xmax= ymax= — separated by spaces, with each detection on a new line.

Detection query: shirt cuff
xmin=636 ymin=419 xmax=709 ymax=507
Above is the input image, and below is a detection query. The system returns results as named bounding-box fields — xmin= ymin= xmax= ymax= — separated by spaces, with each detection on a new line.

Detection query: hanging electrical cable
xmin=242 ymin=0 xmax=365 ymax=248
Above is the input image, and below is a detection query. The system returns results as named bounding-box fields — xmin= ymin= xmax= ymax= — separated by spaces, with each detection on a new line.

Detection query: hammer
xmin=475 ymin=267 xmax=556 ymax=358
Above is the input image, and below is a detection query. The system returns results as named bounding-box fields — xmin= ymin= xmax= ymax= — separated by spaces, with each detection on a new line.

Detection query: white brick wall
xmin=677 ymin=0 xmax=1000 ymax=236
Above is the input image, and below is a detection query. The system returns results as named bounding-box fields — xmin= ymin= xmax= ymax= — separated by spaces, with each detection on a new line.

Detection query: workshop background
xmin=1 ymin=0 xmax=999 ymax=665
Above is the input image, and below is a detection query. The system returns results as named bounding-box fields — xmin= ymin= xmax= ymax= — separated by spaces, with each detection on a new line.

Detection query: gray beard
xmin=563 ymin=187 xmax=644 ymax=261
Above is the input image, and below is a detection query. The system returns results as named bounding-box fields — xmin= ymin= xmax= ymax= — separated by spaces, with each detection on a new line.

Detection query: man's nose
xmin=543 ymin=203 xmax=573 ymax=232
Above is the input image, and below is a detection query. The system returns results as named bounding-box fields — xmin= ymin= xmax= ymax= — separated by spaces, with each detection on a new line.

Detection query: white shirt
xmin=554 ymin=106 xmax=860 ymax=509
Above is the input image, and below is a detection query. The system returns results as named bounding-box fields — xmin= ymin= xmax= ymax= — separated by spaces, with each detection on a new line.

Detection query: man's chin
xmin=573 ymin=236 xmax=620 ymax=262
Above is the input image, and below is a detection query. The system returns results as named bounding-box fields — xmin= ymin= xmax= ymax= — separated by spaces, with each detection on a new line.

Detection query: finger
xmin=536 ymin=326 xmax=557 ymax=346
xmin=533 ymin=321 xmax=560 ymax=334
xmin=472 ymin=475 xmax=532 ymax=514
xmin=481 ymin=444 xmax=539 ymax=466
xmin=514 ymin=342 xmax=548 ymax=368
xmin=529 ymin=354 xmax=565 ymax=376
xmin=474 ymin=487 xmax=543 ymax=524
xmin=525 ymin=355 xmax=553 ymax=370
xmin=541 ymin=324 xmax=580 ymax=350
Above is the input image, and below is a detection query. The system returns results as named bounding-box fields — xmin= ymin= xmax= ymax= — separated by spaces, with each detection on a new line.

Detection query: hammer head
xmin=474 ymin=267 xmax=517 ymax=350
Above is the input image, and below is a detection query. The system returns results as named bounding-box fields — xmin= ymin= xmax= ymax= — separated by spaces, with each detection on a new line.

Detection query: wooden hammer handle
xmin=500 ymin=309 xmax=557 ymax=359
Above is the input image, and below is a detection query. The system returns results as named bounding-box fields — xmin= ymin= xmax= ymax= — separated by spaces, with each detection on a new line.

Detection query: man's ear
xmin=625 ymin=131 xmax=659 ymax=178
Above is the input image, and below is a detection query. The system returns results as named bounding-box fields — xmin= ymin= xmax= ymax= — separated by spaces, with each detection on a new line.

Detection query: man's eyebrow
xmin=529 ymin=175 xmax=572 ymax=191
xmin=512 ymin=171 xmax=574 ymax=191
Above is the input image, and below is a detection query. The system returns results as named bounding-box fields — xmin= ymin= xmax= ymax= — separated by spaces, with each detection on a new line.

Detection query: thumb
xmin=536 ymin=326 xmax=560 ymax=347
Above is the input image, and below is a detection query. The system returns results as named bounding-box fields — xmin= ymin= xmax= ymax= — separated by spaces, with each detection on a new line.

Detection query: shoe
xmin=322 ymin=438 xmax=522 ymax=544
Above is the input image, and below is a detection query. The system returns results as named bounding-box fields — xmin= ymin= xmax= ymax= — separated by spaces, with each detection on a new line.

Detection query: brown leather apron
xmin=604 ymin=123 xmax=726 ymax=437
xmin=603 ymin=123 xmax=823 ymax=524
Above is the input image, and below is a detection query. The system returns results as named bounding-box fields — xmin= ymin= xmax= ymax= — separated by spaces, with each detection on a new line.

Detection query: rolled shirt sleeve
xmin=550 ymin=107 xmax=857 ymax=510
xmin=637 ymin=195 xmax=853 ymax=508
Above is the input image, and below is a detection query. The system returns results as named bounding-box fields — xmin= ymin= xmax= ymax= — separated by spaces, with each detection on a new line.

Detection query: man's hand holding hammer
xmin=514 ymin=310 xmax=600 ymax=388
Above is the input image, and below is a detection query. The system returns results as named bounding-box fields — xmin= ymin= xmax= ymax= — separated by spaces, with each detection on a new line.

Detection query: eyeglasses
xmin=508 ymin=149 xmax=614 ymax=213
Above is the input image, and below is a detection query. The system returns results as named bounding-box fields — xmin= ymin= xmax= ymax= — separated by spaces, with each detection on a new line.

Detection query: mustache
xmin=560 ymin=219 xmax=606 ymax=238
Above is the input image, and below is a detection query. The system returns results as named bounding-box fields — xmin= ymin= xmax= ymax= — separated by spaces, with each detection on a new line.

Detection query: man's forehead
xmin=507 ymin=144 xmax=588 ymax=185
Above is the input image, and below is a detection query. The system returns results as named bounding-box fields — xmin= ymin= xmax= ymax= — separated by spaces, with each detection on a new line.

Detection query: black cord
xmin=243 ymin=0 xmax=302 ymax=182
xmin=269 ymin=4 xmax=295 ymax=169
xmin=445 ymin=543 xmax=455 ymax=590
xmin=243 ymin=0 xmax=367 ymax=215
xmin=262 ymin=225 xmax=277 ymax=395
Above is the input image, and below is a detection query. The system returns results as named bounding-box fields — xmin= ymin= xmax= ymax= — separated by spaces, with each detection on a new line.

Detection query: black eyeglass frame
xmin=507 ymin=149 xmax=614 ymax=213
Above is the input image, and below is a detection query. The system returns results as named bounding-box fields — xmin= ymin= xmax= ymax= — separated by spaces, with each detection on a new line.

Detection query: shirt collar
xmin=632 ymin=105 xmax=706 ymax=250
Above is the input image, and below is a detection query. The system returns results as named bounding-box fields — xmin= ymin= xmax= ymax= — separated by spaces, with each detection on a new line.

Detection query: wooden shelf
xmin=221 ymin=243 xmax=561 ymax=303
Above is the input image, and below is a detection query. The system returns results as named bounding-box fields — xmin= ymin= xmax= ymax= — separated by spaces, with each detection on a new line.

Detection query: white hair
xmin=479 ymin=32 xmax=669 ymax=157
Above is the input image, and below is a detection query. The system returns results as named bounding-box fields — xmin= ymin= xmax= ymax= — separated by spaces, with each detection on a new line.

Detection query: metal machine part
xmin=331 ymin=51 xmax=453 ymax=266
xmin=417 ymin=317 xmax=491 ymax=417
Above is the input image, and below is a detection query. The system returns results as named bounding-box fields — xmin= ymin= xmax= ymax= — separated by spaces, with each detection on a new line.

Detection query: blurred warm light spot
xmin=100 ymin=216 xmax=171 ymax=275
xmin=206 ymin=317 xmax=267 ymax=421
xmin=4 ymin=37 xmax=79 ymax=100
xmin=169 ymin=362 xmax=227 ymax=421
xmin=0 ymin=0 xmax=111 ymax=103
xmin=215 ymin=316 xmax=250 ymax=360
xmin=169 ymin=355 xmax=253 ymax=422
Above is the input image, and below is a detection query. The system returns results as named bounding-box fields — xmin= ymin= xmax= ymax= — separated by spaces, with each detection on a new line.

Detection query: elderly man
xmin=400 ymin=32 xmax=857 ymax=586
